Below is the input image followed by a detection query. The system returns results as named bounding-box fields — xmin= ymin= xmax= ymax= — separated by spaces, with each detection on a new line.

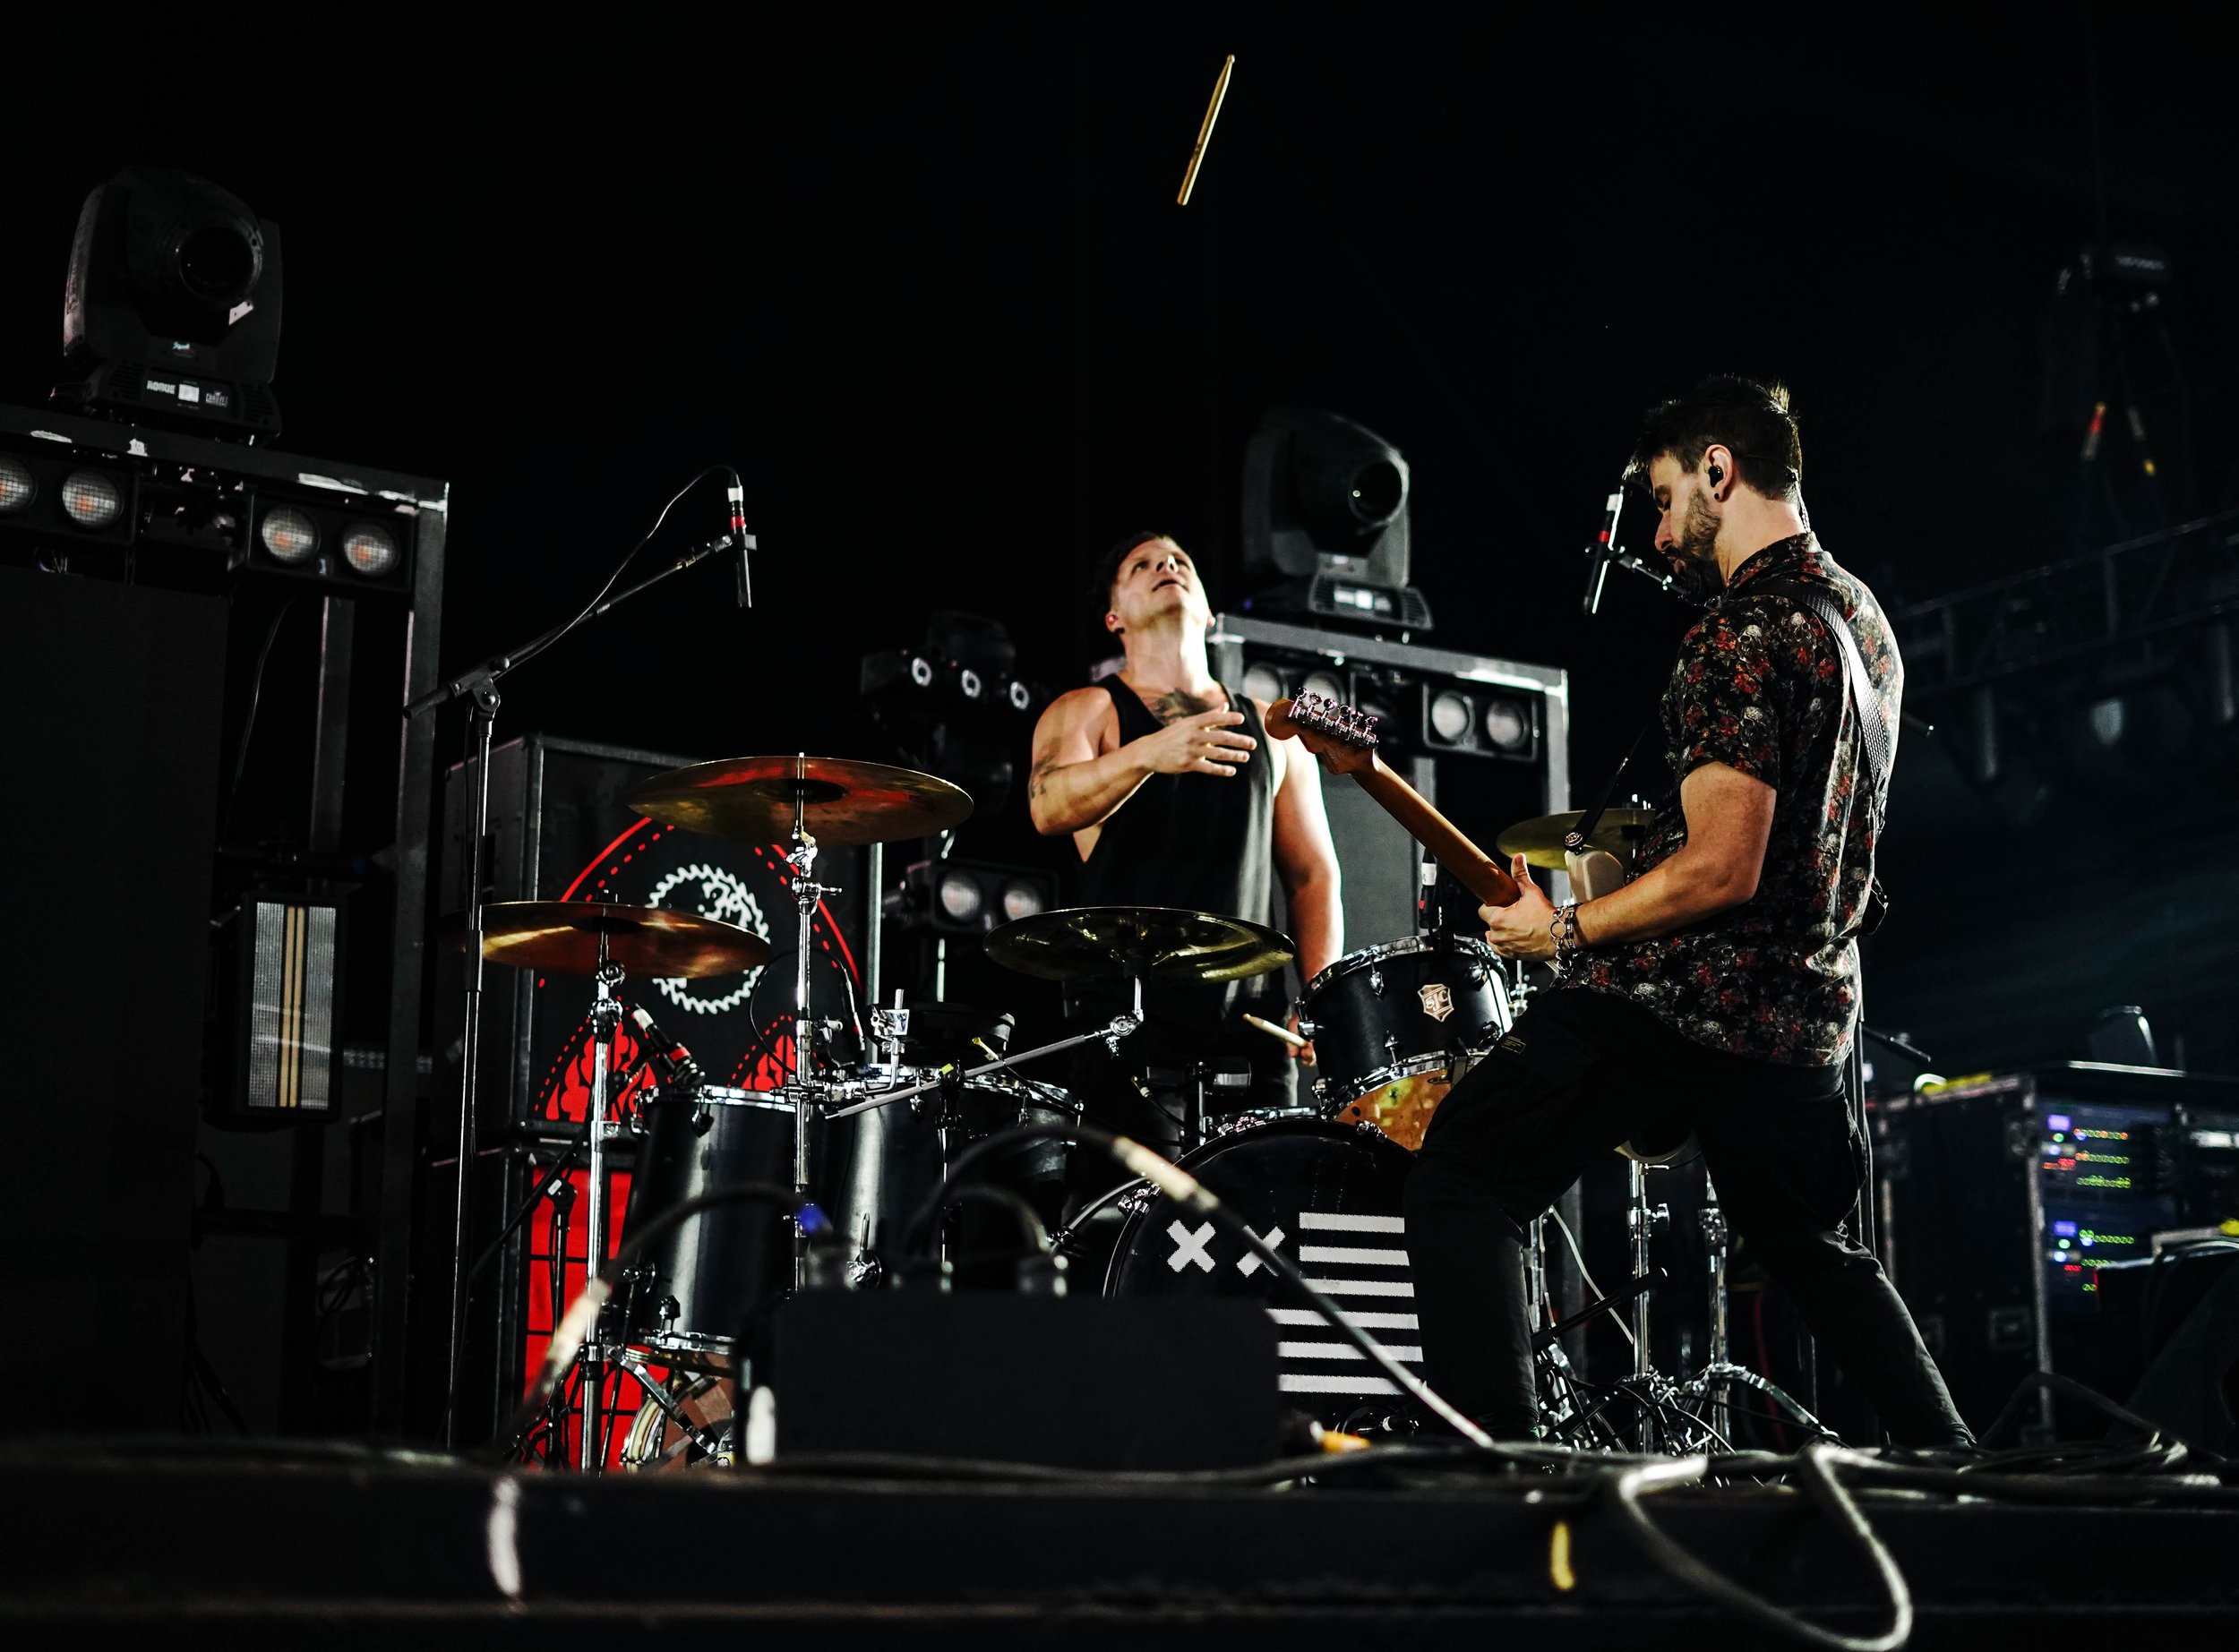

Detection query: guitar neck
xmin=1349 ymin=758 xmax=1523 ymax=908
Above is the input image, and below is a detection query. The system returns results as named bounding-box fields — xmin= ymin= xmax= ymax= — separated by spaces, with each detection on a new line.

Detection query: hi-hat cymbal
xmin=984 ymin=905 xmax=1294 ymax=985
xmin=626 ymin=755 xmax=973 ymax=845
xmin=1495 ymin=809 xmax=1659 ymax=870
xmin=451 ymin=902 xmax=772 ymax=978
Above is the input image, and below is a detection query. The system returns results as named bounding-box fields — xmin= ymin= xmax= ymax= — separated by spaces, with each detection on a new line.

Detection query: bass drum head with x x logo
xmin=1102 ymin=1119 xmax=1421 ymax=1429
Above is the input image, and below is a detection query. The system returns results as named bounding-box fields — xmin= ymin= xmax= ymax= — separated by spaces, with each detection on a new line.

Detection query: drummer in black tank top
xmin=1029 ymin=532 xmax=1343 ymax=1186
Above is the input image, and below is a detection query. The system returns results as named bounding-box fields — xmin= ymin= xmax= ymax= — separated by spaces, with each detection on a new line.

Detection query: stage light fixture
xmin=1484 ymin=698 xmax=1533 ymax=753
xmin=260 ymin=505 xmax=318 ymax=564
xmin=902 ymin=859 xmax=1061 ymax=936
xmin=936 ymin=869 xmax=985 ymax=924
xmin=999 ymin=878 xmax=1046 ymax=922
xmin=1240 ymin=406 xmax=1430 ymax=631
xmin=60 ymin=468 xmax=124 ymax=530
xmin=1418 ymin=681 xmax=1540 ymax=762
xmin=1428 ymin=689 xmax=1471 ymax=744
xmin=229 ymin=496 xmax=413 ymax=593
xmin=52 ymin=167 xmax=285 ymax=441
xmin=1240 ymin=661 xmax=1289 ymax=704
xmin=0 ymin=458 xmax=34 ymax=514
xmin=342 ymin=523 xmax=398 ymax=578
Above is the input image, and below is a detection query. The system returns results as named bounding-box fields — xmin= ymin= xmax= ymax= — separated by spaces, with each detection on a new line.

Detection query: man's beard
xmin=1667 ymin=491 xmax=1723 ymax=605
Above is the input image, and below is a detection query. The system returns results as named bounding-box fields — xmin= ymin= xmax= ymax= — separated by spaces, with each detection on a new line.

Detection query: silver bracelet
xmin=1550 ymin=902 xmax=1583 ymax=972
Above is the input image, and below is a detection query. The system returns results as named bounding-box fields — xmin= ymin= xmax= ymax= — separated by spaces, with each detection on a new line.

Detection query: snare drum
xmin=1297 ymin=936 xmax=1510 ymax=1151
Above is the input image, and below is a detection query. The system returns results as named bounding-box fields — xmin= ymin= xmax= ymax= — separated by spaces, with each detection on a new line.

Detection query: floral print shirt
xmin=1561 ymin=532 xmax=1901 ymax=1066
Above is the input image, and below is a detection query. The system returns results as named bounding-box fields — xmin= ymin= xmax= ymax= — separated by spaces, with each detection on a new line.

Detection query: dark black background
xmin=7 ymin=3 xmax=2236 ymax=1070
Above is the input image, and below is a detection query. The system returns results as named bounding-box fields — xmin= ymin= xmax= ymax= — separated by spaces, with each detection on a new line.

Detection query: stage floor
xmin=0 ymin=1439 xmax=2233 ymax=1645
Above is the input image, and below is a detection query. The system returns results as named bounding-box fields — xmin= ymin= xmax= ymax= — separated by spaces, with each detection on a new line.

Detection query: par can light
xmin=0 ymin=458 xmax=34 ymax=514
xmin=341 ymin=522 xmax=398 ymax=578
xmin=936 ymin=869 xmax=985 ymax=924
xmin=999 ymin=879 xmax=1046 ymax=922
xmin=1484 ymin=698 xmax=1533 ymax=753
xmin=1240 ymin=661 xmax=1288 ymax=705
xmin=1428 ymin=689 xmax=1472 ymax=744
xmin=60 ymin=468 xmax=124 ymax=530
xmin=260 ymin=506 xmax=318 ymax=564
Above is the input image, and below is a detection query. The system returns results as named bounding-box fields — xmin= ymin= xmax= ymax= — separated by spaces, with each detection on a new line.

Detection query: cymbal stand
xmin=784 ymin=767 xmax=831 ymax=1290
xmin=1669 ymin=1170 xmax=1832 ymax=1443
xmin=578 ymin=936 xmax=624 ymax=1473
xmin=1625 ymin=1157 xmax=1672 ymax=1450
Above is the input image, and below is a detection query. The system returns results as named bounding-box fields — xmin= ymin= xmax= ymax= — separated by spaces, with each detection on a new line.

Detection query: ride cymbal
xmin=626 ymin=755 xmax=973 ymax=845
xmin=1495 ymin=808 xmax=1658 ymax=870
xmin=452 ymin=901 xmax=772 ymax=978
xmin=984 ymin=905 xmax=1294 ymax=985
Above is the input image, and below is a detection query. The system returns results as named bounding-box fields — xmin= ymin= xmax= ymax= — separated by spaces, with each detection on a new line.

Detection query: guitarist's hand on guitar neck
xmin=1478 ymin=851 xmax=1557 ymax=963
xmin=1266 ymin=694 xmax=1527 ymax=910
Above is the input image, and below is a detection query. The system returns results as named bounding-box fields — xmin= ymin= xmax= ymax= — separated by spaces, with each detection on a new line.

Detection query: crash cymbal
xmin=452 ymin=902 xmax=772 ymax=978
xmin=1495 ymin=808 xmax=1659 ymax=870
xmin=984 ymin=905 xmax=1294 ymax=985
xmin=626 ymin=755 xmax=973 ymax=845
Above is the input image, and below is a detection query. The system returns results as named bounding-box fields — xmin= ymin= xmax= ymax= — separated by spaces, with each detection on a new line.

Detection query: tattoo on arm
xmin=1026 ymin=758 xmax=1058 ymax=800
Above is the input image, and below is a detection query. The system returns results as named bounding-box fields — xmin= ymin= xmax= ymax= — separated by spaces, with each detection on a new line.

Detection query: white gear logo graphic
xmin=643 ymin=863 xmax=768 ymax=1014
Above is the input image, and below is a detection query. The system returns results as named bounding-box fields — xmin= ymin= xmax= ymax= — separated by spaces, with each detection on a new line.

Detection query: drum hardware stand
xmin=820 ymin=977 xmax=1145 ymax=1122
xmin=403 ymin=530 xmax=741 ymax=1450
xmin=610 ymin=1348 xmax=729 ymax=1462
xmin=1668 ymin=1172 xmax=1832 ymax=1442
xmin=780 ymin=767 xmax=833 ymax=1291
xmin=1623 ymin=1157 xmax=1674 ymax=1450
xmin=577 ymin=943 xmax=627 ymax=1472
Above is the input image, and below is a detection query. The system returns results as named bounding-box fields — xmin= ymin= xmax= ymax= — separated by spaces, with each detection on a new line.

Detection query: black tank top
xmin=1077 ymin=679 xmax=1275 ymax=928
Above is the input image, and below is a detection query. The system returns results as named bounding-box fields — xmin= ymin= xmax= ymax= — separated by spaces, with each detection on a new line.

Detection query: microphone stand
xmin=405 ymin=530 xmax=740 ymax=1450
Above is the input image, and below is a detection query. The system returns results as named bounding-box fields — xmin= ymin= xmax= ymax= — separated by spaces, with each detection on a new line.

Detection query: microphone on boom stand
xmin=1583 ymin=481 xmax=1688 ymax=612
xmin=728 ymin=476 xmax=755 ymax=609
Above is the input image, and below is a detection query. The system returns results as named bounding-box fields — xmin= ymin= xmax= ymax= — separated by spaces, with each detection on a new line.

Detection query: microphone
xmin=627 ymin=1003 xmax=705 ymax=1096
xmin=1582 ymin=485 xmax=1624 ymax=617
xmin=726 ymin=478 xmax=755 ymax=608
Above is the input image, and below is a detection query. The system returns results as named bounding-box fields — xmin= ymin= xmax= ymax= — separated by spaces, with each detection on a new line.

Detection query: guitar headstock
xmin=1267 ymin=692 xmax=1379 ymax=773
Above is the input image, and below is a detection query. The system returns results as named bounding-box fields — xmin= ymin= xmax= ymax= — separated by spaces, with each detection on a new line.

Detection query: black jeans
xmin=1403 ymin=987 xmax=1970 ymax=1446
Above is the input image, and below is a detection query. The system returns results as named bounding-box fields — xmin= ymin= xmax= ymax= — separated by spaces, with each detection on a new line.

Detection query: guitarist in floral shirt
xmin=1403 ymin=376 xmax=1971 ymax=1445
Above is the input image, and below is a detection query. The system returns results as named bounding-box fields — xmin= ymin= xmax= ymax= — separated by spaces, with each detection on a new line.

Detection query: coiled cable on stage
xmin=1603 ymin=1445 xmax=1913 ymax=1652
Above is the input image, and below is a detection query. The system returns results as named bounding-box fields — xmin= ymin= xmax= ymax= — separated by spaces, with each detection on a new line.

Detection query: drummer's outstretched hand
xmin=1138 ymin=708 xmax=1257 ymax=777
xmin=1480 ymin=852 xmax=1556 ymax=962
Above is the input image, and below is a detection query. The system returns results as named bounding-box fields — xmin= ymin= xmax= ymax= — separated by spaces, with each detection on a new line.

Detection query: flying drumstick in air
xmin=1176 ymin=54 xmax=1235 ymax=205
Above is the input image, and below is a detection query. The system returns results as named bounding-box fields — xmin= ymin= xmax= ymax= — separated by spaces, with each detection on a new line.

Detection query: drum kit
xmin=456 ymin=749 xmax=1783 ymax=1468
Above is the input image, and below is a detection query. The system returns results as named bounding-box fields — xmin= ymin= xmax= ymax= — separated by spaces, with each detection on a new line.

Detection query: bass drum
xmin=1299 ymin=935 xmax=1509 ymax=1151
xmin=1100 ymin=1118 xmax=1424 ymax=1430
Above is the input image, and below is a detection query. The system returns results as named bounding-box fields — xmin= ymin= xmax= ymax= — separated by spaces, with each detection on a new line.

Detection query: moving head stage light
xmin=1240 ymin=407 xmax=1429 ymax=632
xmin=54 ymin=167 xmax=285 ymax=441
